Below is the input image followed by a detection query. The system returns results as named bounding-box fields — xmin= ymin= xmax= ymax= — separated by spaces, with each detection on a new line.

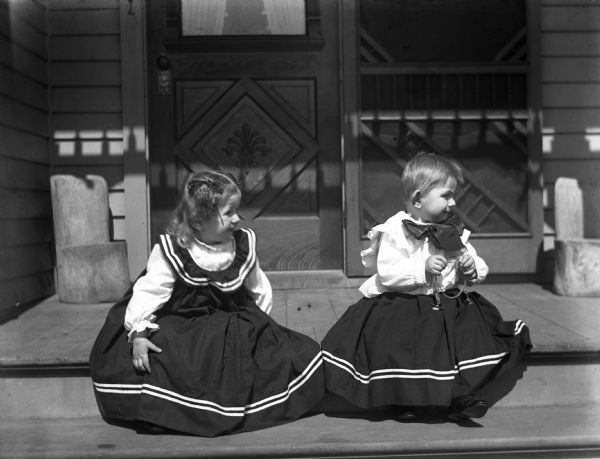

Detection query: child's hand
xmin=132 ymin=337 xmax=162 ymax=374
xmin=425 ymin=255 xmax=448 ymax=276
xmin=458 ymin=254 xmax=477 ymax=281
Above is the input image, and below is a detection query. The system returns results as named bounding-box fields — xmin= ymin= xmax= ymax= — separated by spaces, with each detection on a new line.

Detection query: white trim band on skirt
xmin=515 ymin=320 xmax=526 ymax=335
xmin=93 ymin=352 xmax=323 ymax=417
xmin=322 ymin=350 xmax=508 ymax=385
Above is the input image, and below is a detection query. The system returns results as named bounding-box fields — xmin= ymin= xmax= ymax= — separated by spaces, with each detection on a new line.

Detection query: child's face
xmin=197 ymin=191 xmax=241 ymax=244
xmin=418 ymin=179 xmax=457 ymax=223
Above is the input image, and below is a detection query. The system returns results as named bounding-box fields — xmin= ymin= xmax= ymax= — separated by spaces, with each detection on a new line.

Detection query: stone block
xmin=554 ymin=239 xmax=600 ymax=297
xmin=56 ymin=242 xmax=131 ymax=303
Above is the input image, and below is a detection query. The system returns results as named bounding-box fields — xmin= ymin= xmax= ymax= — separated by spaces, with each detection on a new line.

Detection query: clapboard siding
xmin=0 ymin=218 xmax=53 ymax=247
xmin=0 ymin=245 xmax=54 ymax=280
xmin=108 ymin=190 xmax=125 ymax=217
xmin=51 ymin=62 xmax=121 ymax=86
xmin=0 ymin=127 xmax=48 ymax=165
xmin=0 ymin=95 xmax=49 ymax=137
xmin=542 ymin=32 xmax=600 ymax=56
xmin=0 ymin=272 xmax=54 ymax=310
xmin=112 ymin=217 xmax=126 ymax=241
xmin=0 ymin=157 xmax=50 ymax=190
xmin=3 ymin=11 xmax=47 ymax=57
xmin=50 ymin=35 xmax=120 ymax=60
xmin=543 ymin=158 xmax=600 ymax=183
xmin=0 ymin=39 xmax=47 ymax=85
xmin=50 ymin=0 xmax=120 ymax=11
xmin=49 ymin=9 xmax=120 ymax=35
xmin=542 ymin=83 xmax=600 ymax=106
xmin=541 ymin=6 xmax=600 ymax=31
xmin=540 ymin=1 xmax=600 ymax=274
xmin=0 ymin=0 xmax=53 ymax=314
xmin=51 ymin=87 xmax=122 ymax=112
xmin=0 ymin=66 xmax=48 ymax=109
xmin=53 ymin=144 xmax=124 ymax=165
xmin=0 ymin=189 xmax=53 ymax=220
xmin=52 ymin=113 xmax=122 ymax=132
xmin=544 ymin=108 xmax=600 ymax=132
xmin=542 ymin=0 xmax=600 ymax=5
xmin=8 ymin=0 xmax=48 ymax=26
xmin=542 ymin=58 xmax=600 ymax=82
xmin=542 ymin=133 xmax=600 ymax=159
xmin=49 ymin=0 xmax=124 ymax=242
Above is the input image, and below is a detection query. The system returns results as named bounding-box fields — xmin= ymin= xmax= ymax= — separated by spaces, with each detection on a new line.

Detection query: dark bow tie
xmin=402 ymin=215 xmax=465 ymax=252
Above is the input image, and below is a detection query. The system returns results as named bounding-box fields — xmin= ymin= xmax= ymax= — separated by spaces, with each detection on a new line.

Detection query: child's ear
xmin=412 ymin=190 xmax=422 ymax=208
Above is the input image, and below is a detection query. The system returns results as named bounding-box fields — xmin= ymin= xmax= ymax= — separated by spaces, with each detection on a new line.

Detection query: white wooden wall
xmin=49 ymin=0 xmax=126 ymax=241
xmin=541 ymin=0 xmax=600 ymax=270
xmin=0 ymin=0 xmax=54 ymax=315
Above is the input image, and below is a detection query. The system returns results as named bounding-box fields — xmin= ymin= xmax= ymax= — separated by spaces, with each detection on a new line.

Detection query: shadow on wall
xmin=52 ymin=125 xmax=148 ymax=242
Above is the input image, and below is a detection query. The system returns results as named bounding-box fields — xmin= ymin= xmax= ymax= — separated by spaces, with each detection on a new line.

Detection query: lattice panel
xmin=361 ymin=120 xmax=529 ymax=235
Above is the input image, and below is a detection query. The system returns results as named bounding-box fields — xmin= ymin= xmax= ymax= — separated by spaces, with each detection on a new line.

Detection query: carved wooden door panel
xmin=146 ymin=0 xmax=342 ymax=271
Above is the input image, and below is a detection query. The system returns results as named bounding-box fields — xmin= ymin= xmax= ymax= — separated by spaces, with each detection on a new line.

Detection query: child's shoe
xmin=448 ymin=395 xmax=488 ymax=420
xmin=141 ymin=421 xmax=169 ymax=434
xmin=396 ymin=406 xmax=419 ymax=422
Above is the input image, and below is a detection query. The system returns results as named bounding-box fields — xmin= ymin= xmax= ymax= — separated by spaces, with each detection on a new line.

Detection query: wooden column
xmin=121 ymin=0 xmax=151 ymax=279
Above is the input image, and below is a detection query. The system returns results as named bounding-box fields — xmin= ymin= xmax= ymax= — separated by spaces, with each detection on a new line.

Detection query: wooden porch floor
xmin=1 ymin=280 xmax=600 ymax=458
xmin=0 ymin=281 xmax=599 ymax=368
xmin=3 ymin=405 xmax=600 ymax=459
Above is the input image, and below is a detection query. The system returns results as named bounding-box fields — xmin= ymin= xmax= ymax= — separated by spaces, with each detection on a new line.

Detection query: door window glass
xmin=181 ymin=0 xmax=306 ymax=36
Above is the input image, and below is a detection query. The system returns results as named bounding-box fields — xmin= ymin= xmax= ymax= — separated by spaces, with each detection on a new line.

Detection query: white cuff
xmin=127 ymin=320 xmax=159 ymax=343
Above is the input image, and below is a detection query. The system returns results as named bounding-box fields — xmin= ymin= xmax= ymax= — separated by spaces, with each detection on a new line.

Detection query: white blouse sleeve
xmin=244 ymin=259 xmax=273 ymax=315
xmin=124 ymin=244 xmax=176 ymax=342
xmin=463 ymin=241 xmax=489 ymax=284
xmin=376 ymin=231 xmax=428 ymax=291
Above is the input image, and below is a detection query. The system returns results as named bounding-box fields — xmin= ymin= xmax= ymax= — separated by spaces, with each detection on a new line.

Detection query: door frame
xmin=341 ymin=0 xmax=544 ymax=277
xmin=121 ymin=0 xmax=151 ymax=279
xmin=142 ymin=0 xmax=344 ymax=272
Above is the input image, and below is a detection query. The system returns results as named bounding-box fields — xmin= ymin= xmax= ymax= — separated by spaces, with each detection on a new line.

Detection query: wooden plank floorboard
xmin=271 ymin=290 xmax=287 ymax=326
xmin=328 ymin=288 xmax=362 ymax=320
xmin=1 ymin=283 xmax=599 ymax=367
xmin=522 ymin=300 xmax=600 ymax=338
xmin=283 ymin=292 xmax=316 ymax=340
xmin=2 ymin=405 xmax=600 ymax=458
xmin=286 ymin=290 xmax=339 ymax=343
xmin=0 ymin=302 xmax=111 ymax=365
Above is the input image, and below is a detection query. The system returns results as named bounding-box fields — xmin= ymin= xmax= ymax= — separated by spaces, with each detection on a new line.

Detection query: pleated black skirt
xmin=321 ymin=290 xmax=531 ymax=409
xmin=89 ymin=294 xmax=325 ymax=437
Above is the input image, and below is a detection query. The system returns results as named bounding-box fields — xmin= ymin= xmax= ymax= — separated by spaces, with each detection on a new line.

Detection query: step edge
xmin=2 ymin=419 xmax=600 ymax=459
xmin=2 ymin=350 xmax=599 ymax=376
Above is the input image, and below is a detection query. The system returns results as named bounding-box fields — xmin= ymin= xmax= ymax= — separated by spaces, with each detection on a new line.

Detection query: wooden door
xmin=342 ymin=0 xmax=543 ymax=276
xmin=145 ymin=0 xmax=342 ymax=271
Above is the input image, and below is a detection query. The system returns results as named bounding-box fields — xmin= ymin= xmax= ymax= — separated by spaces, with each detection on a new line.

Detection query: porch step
xmin=1 ymin=405 xmax=600 ymax=458
xmin=1 ymin=283 xmax=599 ymax=457
xmin=1 ymin=283 xmax=600 ymax=419
xmin=1 ymin=355 xmax=599 ymax=419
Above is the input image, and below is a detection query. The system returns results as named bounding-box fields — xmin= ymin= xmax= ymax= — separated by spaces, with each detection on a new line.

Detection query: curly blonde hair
xmin=167 ymin=170 xmax=240 ymax=248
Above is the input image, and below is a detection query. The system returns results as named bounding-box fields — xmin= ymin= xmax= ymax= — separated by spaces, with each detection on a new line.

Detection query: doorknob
xmin=157 ymin=54 xmax=171 ymax=71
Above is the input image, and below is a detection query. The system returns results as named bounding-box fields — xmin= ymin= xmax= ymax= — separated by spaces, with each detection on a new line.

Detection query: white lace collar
xmin=188 ymin=237 xmax=236 ymax=271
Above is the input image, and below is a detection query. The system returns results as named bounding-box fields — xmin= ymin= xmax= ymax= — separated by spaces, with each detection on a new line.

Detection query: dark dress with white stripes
xmin=89 ymin=228 xmax=325 ymax=437
xmin=321 ymin=291 xmax=531 ymax=410
xmin=320 ymin=213 xmax=531 ymax=411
